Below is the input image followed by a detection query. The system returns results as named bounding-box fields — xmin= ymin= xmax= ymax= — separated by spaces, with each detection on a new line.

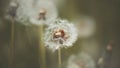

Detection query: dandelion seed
xmin=66 ymin=52 xmax=95 ymax=68
xmin=44 ymin=19 xmax=78 ymax=51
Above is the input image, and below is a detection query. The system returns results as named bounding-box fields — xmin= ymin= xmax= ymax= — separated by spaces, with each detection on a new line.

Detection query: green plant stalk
xmin=25 ymin=26 xmax=31 ymax=43
xmin=58 ymin=48 xmax=62 ymax=68
xmin=9 ymin=18 xmax=15 ymax=68
xmin=39 ymin=25 xmax=46 ymax=68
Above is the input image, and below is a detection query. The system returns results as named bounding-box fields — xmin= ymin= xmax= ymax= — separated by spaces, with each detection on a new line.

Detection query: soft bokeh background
xmin=0 ymin=0 xmax=120 ymax=68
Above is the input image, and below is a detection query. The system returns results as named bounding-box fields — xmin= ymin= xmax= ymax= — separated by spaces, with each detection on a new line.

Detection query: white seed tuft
xmin=66 ymin=52 xmax=95 ymax=68
xmin=44 ymin=19 xmax=78 ymax=52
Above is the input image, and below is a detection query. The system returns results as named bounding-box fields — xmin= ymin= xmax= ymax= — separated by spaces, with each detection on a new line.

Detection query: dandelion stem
xmin=25 ymin=26 xmax=31 ymax=43
xmin=58 ymin=48 xmax=62 ymax=68
xmin=39 ymin=25 xmax=46 ymax=68
xmin=9 ymin=18 xmax=15 ymax=68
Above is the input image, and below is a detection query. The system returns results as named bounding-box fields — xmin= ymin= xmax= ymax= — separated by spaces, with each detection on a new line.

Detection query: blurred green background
xmin=0 ymin=0 xmax=120 ymax=68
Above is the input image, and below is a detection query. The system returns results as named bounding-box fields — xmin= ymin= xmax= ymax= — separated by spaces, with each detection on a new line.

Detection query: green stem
xmin=25 ymin=26 xmax=31 ymax=43
xmin=58 ymin=48 xmax=62 ymax=68
xmin=39 ymin=25 xmax=46 ymax=68
xmin=9 ymin=18 xmax=15 ymax=68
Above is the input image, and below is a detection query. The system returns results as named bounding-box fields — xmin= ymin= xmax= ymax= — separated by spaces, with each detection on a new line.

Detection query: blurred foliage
xmin=0 ymin=0 xmax=120 ymax=68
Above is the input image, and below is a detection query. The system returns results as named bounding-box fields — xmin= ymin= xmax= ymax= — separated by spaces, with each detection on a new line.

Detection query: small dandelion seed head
xmin=15 ymin=0 xmax=35 ymax=25
xmin=6 ymin=1 xmax=18 ymax=19
xmin=44 ymin=19 xmax=78 ymax=52
xmin=74 ymin=16 xmax=96 ymax=38
xmin=29 ymin=0 xmax=58 ymax=25
xmin=67 ymin=52 xmax=95 ymax=68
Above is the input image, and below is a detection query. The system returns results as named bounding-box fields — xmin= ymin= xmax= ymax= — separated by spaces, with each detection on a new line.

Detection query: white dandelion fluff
xmin=7 ymin=0 xmax=58 ymax=25
xmin=49 ymin=0 xmax=65 ymax=7
xmin=29 ymin=0 xmax=58 ymax=25
xmin=39 ymin=0 xmax=65 ymax=7
xmin=74 ymin=16 xmax=96 ymax=38
xmin=15 ymin=0 xmax=36 ymax=25
xmin=5 ymin=0 xmax=33 ymax=23
xmin=66 ymin=52 xmax=95 ymax=68
xmin=44 ymin=19 xmax=78 ymax=51
xmin=5 ymin=1 xmax=18 ymax=20
xmin=53 ymin=0 xmax=65 ymax=4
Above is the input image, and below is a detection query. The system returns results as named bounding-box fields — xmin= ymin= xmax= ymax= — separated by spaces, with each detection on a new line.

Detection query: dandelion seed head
xmin=6 ymin=1 xmax=18 ymax=19
xmin=74 ymin=16 xmax=96 ymax=38
xmin=6 ymin=0 xmax=57 ymax=25
xmin=15 ymin=0 xmax=34 ymax=25
xmin=29 ymin=0 xmax=58 ymax=25
xmin=44 ymin=19 xmax=78 ymax=51
xmin=67 ymin=52 xmax=95 ymax=68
